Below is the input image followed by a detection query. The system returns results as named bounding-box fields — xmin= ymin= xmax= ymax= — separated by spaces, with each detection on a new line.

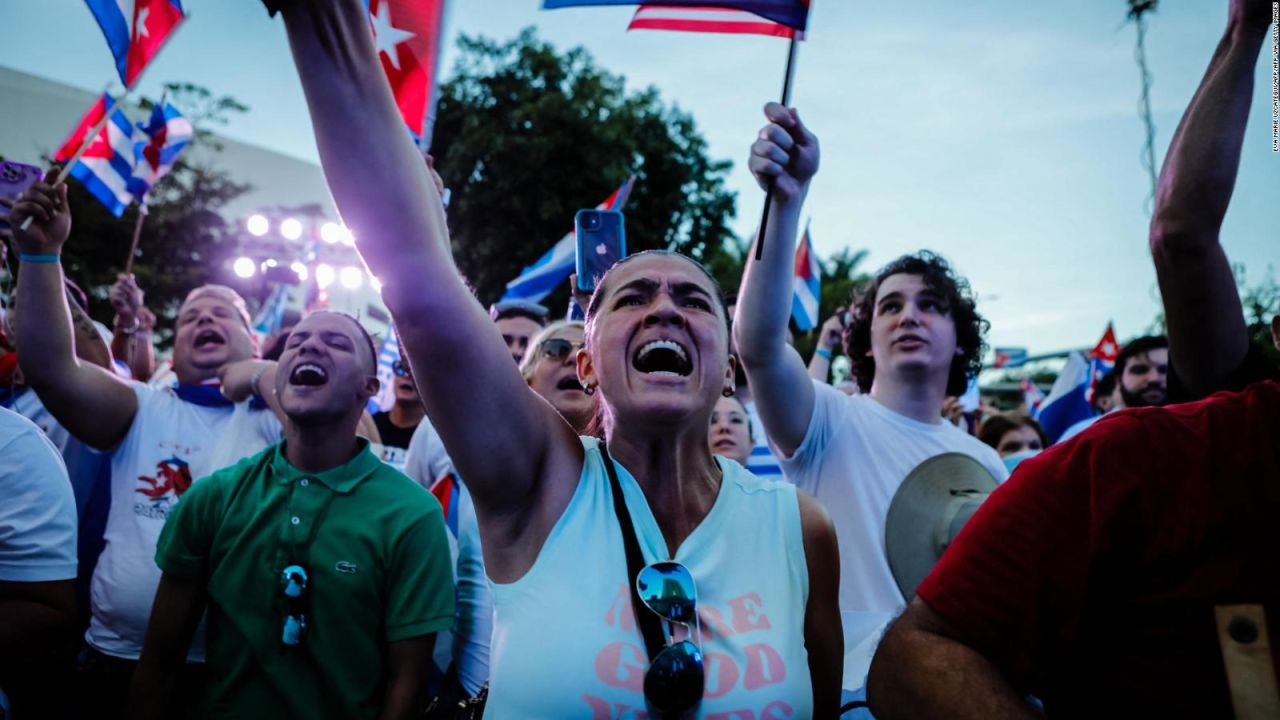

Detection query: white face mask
xmin=1002 ymin=449 xmax=1041 ymax=474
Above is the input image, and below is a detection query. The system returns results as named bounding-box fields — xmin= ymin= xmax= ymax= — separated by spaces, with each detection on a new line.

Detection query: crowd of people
xmin=0 ymin=0 xmax=1276 ymax=717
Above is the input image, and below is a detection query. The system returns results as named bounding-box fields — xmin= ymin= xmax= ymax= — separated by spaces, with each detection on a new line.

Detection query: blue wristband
xmin=19 ymin=254 xmax=60 ymax=264
xmin=815 ymin=347 xmax=833 ymax=360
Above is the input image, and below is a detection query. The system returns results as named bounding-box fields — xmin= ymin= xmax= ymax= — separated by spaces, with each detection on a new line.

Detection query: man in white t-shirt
xmin=734 ymin=103 xmax=1007 ymax=696
xmin=0 ymin=407 xmax=78 ymax=717
xmin=9 ymin=179 xmax=282 ymax=713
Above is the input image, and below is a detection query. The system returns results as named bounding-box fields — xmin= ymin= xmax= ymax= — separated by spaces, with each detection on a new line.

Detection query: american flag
xmin=628 ymin=5 xmax=802 ymax=38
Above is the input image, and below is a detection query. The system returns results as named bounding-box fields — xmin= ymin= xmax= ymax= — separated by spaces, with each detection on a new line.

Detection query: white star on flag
xmin=134 ymin=6 xmax=150 ymax=39
xmin=370 ymin=2 xmax=416 ymax=72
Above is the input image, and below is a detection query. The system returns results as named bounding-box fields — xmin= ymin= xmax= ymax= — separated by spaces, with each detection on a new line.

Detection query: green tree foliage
xmin=55 ymin=83 xmax=251 ymax=347
xmin=431 ymin=28 xmax=737 ymax=308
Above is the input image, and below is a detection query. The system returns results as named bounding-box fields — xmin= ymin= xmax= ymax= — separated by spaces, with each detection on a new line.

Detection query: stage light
xmin=316 ymin=263 xmax=335 ymax=289
xmin=246 ymin=214 xmax=270 ymax=237
xmin=262 ymin=258 xmax=279 ymax=269
xmin=291 ymin=261 xmax=309 ymax=282
xmin=320 ymin=222 xmax=342 ymax=244
xmin=339 ymin=226 xmax=355 ymax=246
xmin=233 ymin=256 xmax=256 ymax=279
xmin=339 ymin=266 xmax=364 ymax=289
xmin=280 ymin=218 xmax=304 ymax=241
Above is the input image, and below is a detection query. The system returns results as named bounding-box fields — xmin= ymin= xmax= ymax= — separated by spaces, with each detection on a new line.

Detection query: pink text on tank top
xmin=582 ymin=584 xmax=799 ymax=719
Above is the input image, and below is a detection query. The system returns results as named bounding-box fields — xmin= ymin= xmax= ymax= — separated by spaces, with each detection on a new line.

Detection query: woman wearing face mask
xmin=269 ymin=2 xmax=842 ymax=715
xmin=978 ymin=412 xmax=1047 ymax=471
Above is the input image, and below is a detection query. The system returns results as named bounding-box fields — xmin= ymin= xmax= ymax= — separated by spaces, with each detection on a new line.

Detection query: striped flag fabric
xmin=501 ymin=176 xmax=636 ymax=302
xmin=128 ymin=101 xmax=193 ymax=201
xmin=628 ymin=5 xmax=801 ymax=38
xmin=992 ymin=347 xmax=1029 ymax=369
xmin=84 ymin=0 xmax=186 ymax=88
xmin=54 ymin=94 xmax=136 ymax=217
xmin=369 ymin=329 xmax=401 ymax=413
xmin=790 ymin=221 xmax=820 ymax=331
xmin=543 ymin=0 xmax=810 ymax=31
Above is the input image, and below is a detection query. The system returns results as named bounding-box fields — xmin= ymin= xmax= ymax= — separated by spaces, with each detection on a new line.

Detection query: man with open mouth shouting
xmin=8 ymin=177 xmax=284 ymax=717
xmin=130 ymin=311 xmax=455 ymax=720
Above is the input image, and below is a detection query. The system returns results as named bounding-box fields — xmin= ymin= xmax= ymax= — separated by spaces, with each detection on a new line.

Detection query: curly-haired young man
xmin=734 ymin=105 xmax=1007 ymax=702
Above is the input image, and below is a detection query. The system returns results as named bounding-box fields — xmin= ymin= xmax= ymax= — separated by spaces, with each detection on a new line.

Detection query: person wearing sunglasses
xmin=129 ymin=311 xmax=455 ymax=719
xmin=519 ymin=321 xmax=595 ymax=435
xmin=371 ymin=339 xmax=425 ymax=456
xmin=267 ymin=1 xmax=843 ymax=716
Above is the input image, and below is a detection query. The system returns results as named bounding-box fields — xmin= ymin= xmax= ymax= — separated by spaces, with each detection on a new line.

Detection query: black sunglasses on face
xmin=539 ymin=338 xmax=583 ymax=362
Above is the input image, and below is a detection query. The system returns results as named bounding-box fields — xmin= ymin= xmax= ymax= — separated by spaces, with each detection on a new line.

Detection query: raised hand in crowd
xmin=734 ymin=102 xmax=822 ymax=456
xmin=1150 ymin=0 xmax=1277 ymax=396
xmin=110 ymin=273 xmax=157 ymax=381
xmin=807 ymin=306 xmax=846 ymax=382
xmin=8 ymin=173 xmax=140 ymax=450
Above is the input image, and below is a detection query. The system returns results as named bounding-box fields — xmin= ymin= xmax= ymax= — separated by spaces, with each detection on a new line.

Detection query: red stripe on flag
xmin=54 ymin=95 xmax=112 ymax=163
xmin=628 ymin=17 xmax=796 ymax=37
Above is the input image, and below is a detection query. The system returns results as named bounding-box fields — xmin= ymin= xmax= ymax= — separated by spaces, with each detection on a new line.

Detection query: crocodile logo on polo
xmin=335 ymin=561 xmax=358 ymax=574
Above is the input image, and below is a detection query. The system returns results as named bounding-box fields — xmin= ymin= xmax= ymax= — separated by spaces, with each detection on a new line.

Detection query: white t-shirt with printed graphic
xmin=86 ymin=382 xmax=281 ymax=661
xmin=777 ymin=379 xmax=1008 ymax=684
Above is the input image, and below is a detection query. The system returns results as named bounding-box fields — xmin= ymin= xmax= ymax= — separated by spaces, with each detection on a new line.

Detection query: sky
xmin=1 ymin=0 xmax=1276 ymax=356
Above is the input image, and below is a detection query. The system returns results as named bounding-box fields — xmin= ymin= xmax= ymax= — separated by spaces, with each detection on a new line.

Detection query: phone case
xmin=574 ymin=209 xmax=627 ymax=293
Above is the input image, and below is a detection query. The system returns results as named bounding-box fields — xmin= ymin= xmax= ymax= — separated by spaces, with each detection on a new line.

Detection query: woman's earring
xmin=582 ymin=381 xmax=595 ymax=396
xmin=722 ymin=386 xmax=735 ymax=397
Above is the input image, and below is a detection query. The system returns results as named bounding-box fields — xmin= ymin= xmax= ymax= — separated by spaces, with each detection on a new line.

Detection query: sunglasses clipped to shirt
xmin=281 ymin=565 xmax=309 ymax=646
xmin=636 ymin=561 xmax=705 ymax=715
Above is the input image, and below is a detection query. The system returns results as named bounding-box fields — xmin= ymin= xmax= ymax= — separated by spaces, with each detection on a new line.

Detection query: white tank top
xmin=485 ymin=437 xmax=813 ymax=719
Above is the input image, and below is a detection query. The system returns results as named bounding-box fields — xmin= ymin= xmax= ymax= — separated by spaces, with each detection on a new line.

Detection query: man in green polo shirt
xmin=128 ymin=311 xmax=455 ymax=719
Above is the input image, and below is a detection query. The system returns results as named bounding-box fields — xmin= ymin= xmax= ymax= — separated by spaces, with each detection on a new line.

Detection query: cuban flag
xmin=790 ymin=222 xmax=820 ymax=331
xmin=251 ymin=284 xmax=291 ymax=338
xmin=127 ymin=101 xmax=193 ymax=201
xmin=54 ymin=94 xmax=136 ymax=217
xmin=1020 ymin=377 xmax=1045 ymax=413
xmin=1089 ymin=322 xmax=1120 ymax=364
xmin=628 ymin=5 xmax=802 ymax=38
xmin=1035 ymin=352 xmax=1112 ymax=444
xmin=544 ymin=0 xmax=810 ymax=31
xmin=369 ymin=329 xmax=401 ymax=414
xmin=366 ymin=0 xmax=450 ymax=146
xmin=84 ymin=0 xmax=186 ymax=88
xmin=501 ymin=176 xmax=636 ymax=302
xmin=992 ymin=347 xmax=1029 ymax=369
xmin=428 ymin=473 xmax=462 ymax=539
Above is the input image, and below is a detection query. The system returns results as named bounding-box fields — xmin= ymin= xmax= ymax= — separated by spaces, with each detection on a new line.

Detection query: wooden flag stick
xmin=754 ymin=35 xmax=800 ymax=262
xmin=123 ymin=204 xmax=148 ymax=275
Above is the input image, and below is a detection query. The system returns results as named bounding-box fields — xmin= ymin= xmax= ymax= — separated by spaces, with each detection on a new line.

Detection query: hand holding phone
xmin=574 ymin=209 xmax=626 ymax=294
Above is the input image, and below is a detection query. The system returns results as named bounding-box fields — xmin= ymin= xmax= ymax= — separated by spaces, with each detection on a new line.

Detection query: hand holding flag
xmin=7 ymin=172 xmax=73 ymax=258
xmin=749 ymin=102 xmax=819 ymax=203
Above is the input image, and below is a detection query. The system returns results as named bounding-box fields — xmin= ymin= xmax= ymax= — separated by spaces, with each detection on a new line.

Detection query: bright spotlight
xmin=280 ymin=218 xmax=304 ymax=241
xmin=370 ymin=275 xmax=383 ymax=293
xmin=339 ymin=266 xmax=364 ymax=290
xmin=315 ymin=263 xmax=335 ymax=289
xmin=320 ymin=222 xmax=341 ymax=244
xmin=233 ymin=256 xmax=256 ymax=279
xmin=262 ymin=258 xmax=279 ymax=269
xmin=339 ymin=226 xmax=355 ymax=246
xmin=246 ymin=214 xmax=270 ymax=237
xmin=291 ymin=261 xmax=309 ymax=282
